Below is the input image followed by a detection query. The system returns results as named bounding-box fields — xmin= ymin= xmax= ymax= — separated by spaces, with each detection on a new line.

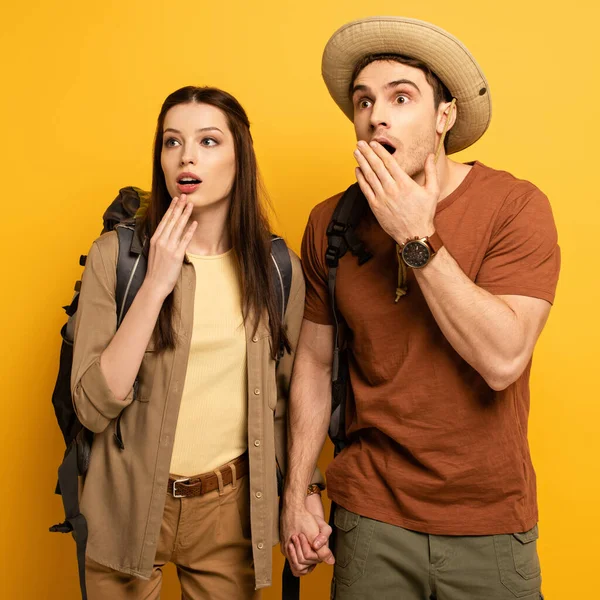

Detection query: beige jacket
xmin=71 ymin=230 xmax=321 ymax=589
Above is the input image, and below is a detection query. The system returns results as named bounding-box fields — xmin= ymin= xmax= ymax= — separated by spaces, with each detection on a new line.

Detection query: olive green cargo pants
xmin=332 ymin=506 xmax=543 ymax=600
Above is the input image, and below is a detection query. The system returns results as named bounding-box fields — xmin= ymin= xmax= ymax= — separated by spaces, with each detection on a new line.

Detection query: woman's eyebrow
xmin=163 ymin=127 xmax=224 ymax=134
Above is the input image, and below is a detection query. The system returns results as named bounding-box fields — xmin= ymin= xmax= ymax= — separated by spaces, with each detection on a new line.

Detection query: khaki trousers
xmin=86 ymin=472 xmax=260 ymax=600
xmin=332 ymin=506 xmax=543 ymax=600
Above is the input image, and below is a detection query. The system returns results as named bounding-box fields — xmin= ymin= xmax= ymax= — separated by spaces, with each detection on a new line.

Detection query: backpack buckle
xmin=326 ymin=221 xmax=347 ymax=236
xmin=325 ymin=246 xmax=340 ymax=268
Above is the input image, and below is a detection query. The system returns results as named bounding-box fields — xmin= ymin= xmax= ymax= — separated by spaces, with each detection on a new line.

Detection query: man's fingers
xmin=424 ymin=153 xmax=440 ymax=195
xmin=298 ymin=534 xmax=320 ymax=563
xmin=370 ymin=142 xmax=424 ymax=189
xmin=316 ymin=543 xmax=336 ymax=565
xmin=355 ymin=168 xmax=376 ymax=205
xmin=312 ymin=532 xmax=328 ymax=550
xmin=311 ymin=517 xmax=333 ymax=550
xmin=365 ymin=141 xmax=406 ymax=191
xmin=353 ymin=148 xmax=385 ymax=197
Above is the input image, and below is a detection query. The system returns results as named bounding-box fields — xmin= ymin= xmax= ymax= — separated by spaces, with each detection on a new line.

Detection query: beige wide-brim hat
xmin=322 ymin=16 xmax=492 ymax=154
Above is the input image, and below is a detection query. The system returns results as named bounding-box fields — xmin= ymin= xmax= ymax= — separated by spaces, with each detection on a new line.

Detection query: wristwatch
xmin=400 ymin=231 xmax=444 ymax=269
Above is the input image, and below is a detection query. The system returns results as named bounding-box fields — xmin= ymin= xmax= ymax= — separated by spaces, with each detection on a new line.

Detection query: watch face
xmin=402 ymin=240 xmax=431 ymax=268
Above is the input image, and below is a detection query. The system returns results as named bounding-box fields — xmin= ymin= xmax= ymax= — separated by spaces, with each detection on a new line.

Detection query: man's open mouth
xmin=371 ymin=138 xmax=397 ymax=155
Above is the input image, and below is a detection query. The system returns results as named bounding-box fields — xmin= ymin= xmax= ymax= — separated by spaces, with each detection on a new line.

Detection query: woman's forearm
xmin=99 ymin=281 xmax=166 ymax=401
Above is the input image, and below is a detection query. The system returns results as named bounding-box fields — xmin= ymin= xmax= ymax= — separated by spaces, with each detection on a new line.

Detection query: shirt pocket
xmin=135 ymin=341 xmax=157 ymax=402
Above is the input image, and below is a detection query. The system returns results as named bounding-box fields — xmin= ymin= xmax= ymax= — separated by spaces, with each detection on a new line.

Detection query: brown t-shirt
xmin=302 ymin=162 xmax=560 ymax=535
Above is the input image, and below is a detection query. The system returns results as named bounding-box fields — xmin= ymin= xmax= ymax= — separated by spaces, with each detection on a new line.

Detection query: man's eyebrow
xmin=163 ymin=127 xmax=224 ymax=134
xmin=386 ymin=79 xmax=421 ymax=93
xmin=351 ymin=79 xmax=421 ymax=97
xmin=351 ymin=84 xmax=370 ymax=96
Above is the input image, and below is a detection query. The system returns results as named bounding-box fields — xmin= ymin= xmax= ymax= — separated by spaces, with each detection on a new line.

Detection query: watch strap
xmin=427 ymin=231 xmax=443 ymax=254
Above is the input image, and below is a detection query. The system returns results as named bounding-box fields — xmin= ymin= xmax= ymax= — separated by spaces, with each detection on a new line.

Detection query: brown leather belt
xmin=168 ymin=453 xmax=249 ymax=498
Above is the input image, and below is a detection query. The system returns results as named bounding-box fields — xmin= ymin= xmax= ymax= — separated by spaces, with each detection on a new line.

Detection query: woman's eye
xmin=165 ymin=138 xmax=180 ymax=147
xmin=201 ymin=138 xmax=217 ymax=147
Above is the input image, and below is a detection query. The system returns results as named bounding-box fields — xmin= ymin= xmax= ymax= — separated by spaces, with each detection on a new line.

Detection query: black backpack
xmin=50 ymin=187 xmax=293 ymax=600
xmin=324 ymin=183 xmax=372 ymax=456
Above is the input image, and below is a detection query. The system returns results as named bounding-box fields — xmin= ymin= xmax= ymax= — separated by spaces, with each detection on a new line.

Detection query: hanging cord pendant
xmin=395 ymin=243 xmax=408 ymax=302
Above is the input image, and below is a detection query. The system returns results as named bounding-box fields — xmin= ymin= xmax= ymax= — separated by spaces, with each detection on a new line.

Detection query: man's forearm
xmin=284 ymin=354 xmax=331 ymax=509
xmin=414 ymin=247 xmax=534 ymax=390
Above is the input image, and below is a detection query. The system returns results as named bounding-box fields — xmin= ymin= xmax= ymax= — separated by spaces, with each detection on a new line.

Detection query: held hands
xmin=281 ymin=493 xmax=335 ymax=577
xmin=354 ymin=141 xmax=439 ymax=244
xmin=145 ymin=195 xmax=197 ymax=300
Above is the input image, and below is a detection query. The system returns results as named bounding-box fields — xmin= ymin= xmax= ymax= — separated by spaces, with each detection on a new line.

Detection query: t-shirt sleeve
xmin=301 ymin=207 xmax=334 ymax=325
xmin=475 ymin=184 xmax=560 ymax=303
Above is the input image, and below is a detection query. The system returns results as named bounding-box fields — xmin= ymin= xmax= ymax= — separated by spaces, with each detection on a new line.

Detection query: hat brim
xmin=322 ymin=16 xmax=492 ymax=154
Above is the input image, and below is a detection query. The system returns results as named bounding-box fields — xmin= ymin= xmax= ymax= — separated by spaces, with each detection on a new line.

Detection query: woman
xmin=71 ymin=86 xmax=324 ymax=599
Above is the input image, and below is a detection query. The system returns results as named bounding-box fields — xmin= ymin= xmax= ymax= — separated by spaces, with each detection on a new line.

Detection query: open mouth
xmin=178 ymin=177 xmax=202 ymax=185
xmin=381 ymin=143 xmax=396 ymax=155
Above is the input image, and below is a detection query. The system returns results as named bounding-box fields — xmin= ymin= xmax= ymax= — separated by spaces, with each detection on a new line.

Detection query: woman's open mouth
xmin=176 ymin=174 xmax=202 ymax=194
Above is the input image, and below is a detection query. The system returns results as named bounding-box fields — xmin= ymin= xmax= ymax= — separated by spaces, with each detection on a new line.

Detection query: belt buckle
xmin=172 ymin=477 xmax=191 ymax=498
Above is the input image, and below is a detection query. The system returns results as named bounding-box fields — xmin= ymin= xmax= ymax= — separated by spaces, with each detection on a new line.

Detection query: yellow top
xmin=170 ymin=249 xmax=248 ymax=476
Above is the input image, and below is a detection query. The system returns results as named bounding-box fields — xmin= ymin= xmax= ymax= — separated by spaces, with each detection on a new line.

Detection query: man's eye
xmin=396 ymin=95 xmax=408 ymax=104
xmin=358 ymin=99 xmax=372 ymax=109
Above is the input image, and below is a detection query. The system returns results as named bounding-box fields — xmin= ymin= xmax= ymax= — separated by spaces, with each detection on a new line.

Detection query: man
xmin=281 ymin=16 xmax=559 ymax=600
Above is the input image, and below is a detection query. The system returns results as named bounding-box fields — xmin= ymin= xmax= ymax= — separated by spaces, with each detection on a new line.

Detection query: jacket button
xmin=257 ymin=542 xmax=264 ymax=550
xmin=252 ymin=335 xmax=259 ymax=343
xmin=254 ymin=440 xmax=261 ymax=447
xmin=255 ymin=491 xmax=263 ymax=499
xmin=254 ymin=388 xmax=260 ymax=395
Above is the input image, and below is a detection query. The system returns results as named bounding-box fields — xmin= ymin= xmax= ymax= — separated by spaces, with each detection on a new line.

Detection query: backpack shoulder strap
xmin=325 ymin=184 xmax=372 ymax=382
xmin=325 ymin=184 xmax=372 ymax=458
xmin=115 ymin=224 xmax=148 ymax=328
xmin=270 ymin=235 xmax=292 ymax=322
xmin=270 ymin=236 xmax=299 ymax=600
xmin=325 ymin=183 xmax=372 ymax=270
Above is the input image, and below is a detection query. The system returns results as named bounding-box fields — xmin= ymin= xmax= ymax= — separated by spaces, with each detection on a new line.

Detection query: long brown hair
xmin=143 ymin=86 xmax=288 ymax=358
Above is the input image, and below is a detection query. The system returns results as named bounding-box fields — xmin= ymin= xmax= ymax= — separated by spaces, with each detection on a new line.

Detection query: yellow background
xmin=1 ymin=0 xmax=597 ymax=598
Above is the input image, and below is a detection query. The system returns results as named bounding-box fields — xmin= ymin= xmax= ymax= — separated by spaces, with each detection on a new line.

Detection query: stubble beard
xmin=396 ymin=127 xmax=437 ymax=181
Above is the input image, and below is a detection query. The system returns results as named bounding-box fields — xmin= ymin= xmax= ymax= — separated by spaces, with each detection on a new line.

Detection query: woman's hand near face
xmin=145 ymin=195 xmax=197 ymax=299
